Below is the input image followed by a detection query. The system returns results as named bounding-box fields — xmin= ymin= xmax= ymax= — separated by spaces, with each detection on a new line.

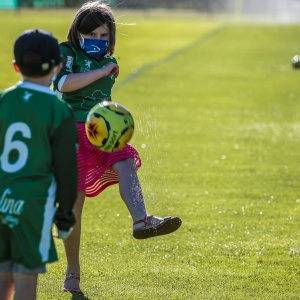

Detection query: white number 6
xmin=0 ymin=122 xmax=31 ymax=173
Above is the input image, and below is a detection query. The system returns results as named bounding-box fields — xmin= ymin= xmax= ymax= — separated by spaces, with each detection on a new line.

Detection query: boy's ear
xmin=53 ymin=62 xmax=62 ymax=75
xmin=12 ymin=60 xmax=21 ymax=73
xmin=57 ymin=62 xmax=63 ymax=73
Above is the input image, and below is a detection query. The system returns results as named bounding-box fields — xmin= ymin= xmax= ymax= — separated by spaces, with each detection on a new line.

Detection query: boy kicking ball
xmin=0 ymin=29 xmax=78 ymax=300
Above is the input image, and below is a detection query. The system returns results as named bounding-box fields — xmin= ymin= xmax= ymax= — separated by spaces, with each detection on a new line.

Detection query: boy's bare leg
xmin=63 ymin=190 xmax=85 ymax=290
xmin=13 ymin=272 xmax=37 ymax=300
xmin=0 ymin=271 xmax=14 ymax=300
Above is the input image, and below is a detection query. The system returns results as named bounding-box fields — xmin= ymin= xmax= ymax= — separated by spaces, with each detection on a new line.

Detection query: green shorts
xmin=0 ymin=191 xmax=58 ymax=268
xmin=0 ymin=261 xmax=46 ymax=274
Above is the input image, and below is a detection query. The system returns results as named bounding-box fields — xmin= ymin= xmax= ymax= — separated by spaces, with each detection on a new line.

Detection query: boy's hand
xmin=101 ymin=62 xmax=119 ymax=78
xmin=53 ymin=228 xmax=73 ymax=240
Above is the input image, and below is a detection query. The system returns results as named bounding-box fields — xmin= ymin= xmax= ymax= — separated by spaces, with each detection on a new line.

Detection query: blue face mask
xmin=80 ymin=35 xmax=109 ymax=57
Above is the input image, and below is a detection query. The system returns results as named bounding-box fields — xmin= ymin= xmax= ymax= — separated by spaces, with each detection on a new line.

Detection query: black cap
xmin=14 ymin=29 xmax=61 ymax=71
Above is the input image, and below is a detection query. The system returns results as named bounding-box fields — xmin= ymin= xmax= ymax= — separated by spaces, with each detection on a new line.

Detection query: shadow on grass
xmin=70 ymin=291 xmax=90 ymax=300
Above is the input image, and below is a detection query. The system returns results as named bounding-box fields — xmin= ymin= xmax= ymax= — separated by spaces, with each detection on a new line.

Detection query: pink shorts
xmin=76 ymin=123 xmax=142 ymax=197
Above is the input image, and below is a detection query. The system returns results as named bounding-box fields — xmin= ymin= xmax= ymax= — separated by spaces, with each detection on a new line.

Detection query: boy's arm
xmin=51 ymin=112 xmax=78 ymax=233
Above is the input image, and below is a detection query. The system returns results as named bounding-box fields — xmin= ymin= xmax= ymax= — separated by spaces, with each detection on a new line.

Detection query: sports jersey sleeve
xmin=51 ymin=109 xmax=78 ymax=231
xmin=52 ymin=43 xmax=75 ymax=92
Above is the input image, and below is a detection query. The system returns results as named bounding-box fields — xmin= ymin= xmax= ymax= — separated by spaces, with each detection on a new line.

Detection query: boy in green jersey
xmin=0 ymin=29 xmax=78 ymax=300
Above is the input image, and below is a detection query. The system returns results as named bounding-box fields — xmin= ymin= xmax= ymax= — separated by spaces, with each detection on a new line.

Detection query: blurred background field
xmin=1 ymin=1 xmax=300 ymax=299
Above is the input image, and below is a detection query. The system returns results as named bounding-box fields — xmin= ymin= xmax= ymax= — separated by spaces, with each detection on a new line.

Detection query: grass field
xmin=1 ymin=8 xmax=300 ymax=300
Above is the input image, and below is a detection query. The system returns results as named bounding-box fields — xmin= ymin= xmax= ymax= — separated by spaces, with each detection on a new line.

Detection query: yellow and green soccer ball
xmin=85 ymin=101 xmax=134 ymax=152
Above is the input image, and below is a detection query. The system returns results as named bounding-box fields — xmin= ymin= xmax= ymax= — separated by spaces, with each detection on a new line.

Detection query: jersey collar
xmin=16 ymin=81 xmax=56 ymax=95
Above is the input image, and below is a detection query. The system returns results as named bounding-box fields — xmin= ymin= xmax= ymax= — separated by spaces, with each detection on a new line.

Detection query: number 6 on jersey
xmin=0 ymin=122 xmax=31 ymax=173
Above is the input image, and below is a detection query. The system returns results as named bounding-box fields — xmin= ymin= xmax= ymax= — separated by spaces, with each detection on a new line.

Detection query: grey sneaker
xmin=132 ymin=215 xmax=182 ymax=239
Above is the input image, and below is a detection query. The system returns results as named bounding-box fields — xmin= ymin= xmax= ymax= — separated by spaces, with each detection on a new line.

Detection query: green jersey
xmin=53 ymin=42 xmax=117 ymax=122
xmin=0 ymin=81 xmax=78 ymax=267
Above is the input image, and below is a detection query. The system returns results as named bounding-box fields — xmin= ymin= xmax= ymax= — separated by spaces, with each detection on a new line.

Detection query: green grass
xmin=1 ymin=9 xmax=300 ymax=300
